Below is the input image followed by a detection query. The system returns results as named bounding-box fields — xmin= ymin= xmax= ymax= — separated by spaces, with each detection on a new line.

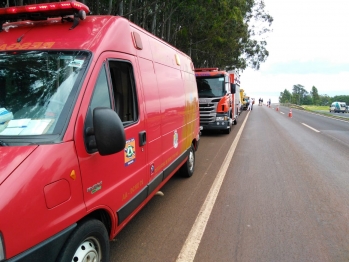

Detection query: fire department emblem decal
xmin=124 ymin=138 xmax=136 ymax=166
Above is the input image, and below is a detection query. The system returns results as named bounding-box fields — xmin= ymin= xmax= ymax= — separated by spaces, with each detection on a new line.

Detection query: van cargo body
xmin=195 ymin=68 xmax=240 ymax=134
xmin=0 ymin=2 xmax=200 ymax=261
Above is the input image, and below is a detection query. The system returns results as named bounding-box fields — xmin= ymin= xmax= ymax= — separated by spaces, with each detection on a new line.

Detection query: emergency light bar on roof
xmin=0 ymin=1 xmax=90 ymax=30
xmin=194 ymin=68 xmax=219 ymax=72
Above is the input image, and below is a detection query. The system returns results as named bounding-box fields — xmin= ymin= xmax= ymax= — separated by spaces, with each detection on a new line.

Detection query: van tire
xmin=179 ymin=145 xmax=195 ymax=177
xmin=57 ymin=219 xmax=110 ymax=262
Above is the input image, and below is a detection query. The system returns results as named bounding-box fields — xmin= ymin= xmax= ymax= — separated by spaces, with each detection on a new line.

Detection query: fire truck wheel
xmin=57 ymin=219 xmax=110 ymax=262
xmin=179 ymin=145 xmax=195 ymax=177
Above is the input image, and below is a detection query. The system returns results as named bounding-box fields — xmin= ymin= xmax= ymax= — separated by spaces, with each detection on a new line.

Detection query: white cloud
xmin=265 ymin=0 xmax=349 ymax=62
xmin=241 ymin=0 xmax=349 ymax=102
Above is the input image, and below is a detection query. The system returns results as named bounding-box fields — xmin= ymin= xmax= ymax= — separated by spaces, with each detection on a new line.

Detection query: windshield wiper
xmin=0 ymin=140 xmax=8 ymax=146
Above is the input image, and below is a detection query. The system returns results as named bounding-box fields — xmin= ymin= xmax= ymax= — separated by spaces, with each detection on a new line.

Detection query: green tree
xmin=332 ymin=95 xmax=349 ymax=104
xmin=302 ymin=94 xmax=312 ymax=105
xmin=292 ymin=84 xmax=308 ymax=105
xmin=319 ymin=94 xmax=331 ymax=106
xmin=174 ymin=0 xmax=272 ymax=70
xmin=310 ymin=86 xmax=320 ymax=105
xmin=279 ymin=89 xmax=292 ymax=103
xmin=0 ymin=0 xmax=273 ymax=72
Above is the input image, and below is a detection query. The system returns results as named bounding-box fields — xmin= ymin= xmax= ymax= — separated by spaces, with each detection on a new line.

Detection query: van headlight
xmin=0 ymin=233 xmax=5 ymax=261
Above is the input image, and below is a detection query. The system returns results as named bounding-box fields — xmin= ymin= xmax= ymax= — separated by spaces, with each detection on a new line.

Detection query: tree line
xmin=0 ymin=0 xmax=273 ymax=71
xmin=279 ymin=85 xmax=349 ymax=106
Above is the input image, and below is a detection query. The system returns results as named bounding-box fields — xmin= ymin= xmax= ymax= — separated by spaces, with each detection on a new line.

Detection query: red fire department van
xmin=194 ymin=68 xmax=240 ymax=134
xmin=0 ymin=2 xmax=200 ymax=261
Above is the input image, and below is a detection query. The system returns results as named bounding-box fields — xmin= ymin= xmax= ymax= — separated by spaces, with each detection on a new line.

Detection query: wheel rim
xmin=188 ymin=150 xmax=194 ymax=172
xmin=72 ymin=237 xmax=102 ymax=262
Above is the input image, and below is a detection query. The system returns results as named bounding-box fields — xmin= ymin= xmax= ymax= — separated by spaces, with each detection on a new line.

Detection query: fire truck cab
xmin=195 ymin=68 xmax=240 ymax=134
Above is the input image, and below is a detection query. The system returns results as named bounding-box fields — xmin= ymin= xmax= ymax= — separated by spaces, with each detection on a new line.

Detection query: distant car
xmin=330 ymin=101 xmax=347 ymax=113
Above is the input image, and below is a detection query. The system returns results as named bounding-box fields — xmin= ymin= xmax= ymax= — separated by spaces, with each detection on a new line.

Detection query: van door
xmin=75 ymin=53 xmax=148 ymax=227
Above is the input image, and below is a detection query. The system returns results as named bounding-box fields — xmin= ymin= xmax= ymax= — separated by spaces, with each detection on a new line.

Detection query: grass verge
xmin=301 ymin=105 xmax=349 ymax=122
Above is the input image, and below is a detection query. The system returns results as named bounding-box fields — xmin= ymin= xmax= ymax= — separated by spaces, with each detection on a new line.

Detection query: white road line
xmin=280 ymin=112 xmax=285 ymax=115
xmin=176 ymin=111 xmax=250 ymax=262
xmin=301 ymin=123 xmax=320 ymax=133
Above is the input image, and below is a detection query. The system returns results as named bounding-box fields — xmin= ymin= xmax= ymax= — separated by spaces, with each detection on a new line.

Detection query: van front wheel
xmin=57 ymin=219 xmax=110 ymax=262
xmin=179 ymin=145 xmax=195 ymax=177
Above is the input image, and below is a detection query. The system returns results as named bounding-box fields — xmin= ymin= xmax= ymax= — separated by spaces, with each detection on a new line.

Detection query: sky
xmin=241 ymin=0 xmax=349 ymax=103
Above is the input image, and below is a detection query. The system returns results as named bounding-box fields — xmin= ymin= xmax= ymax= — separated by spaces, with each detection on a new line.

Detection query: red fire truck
xmin=0 ymin=2 xmax=200 ymax=261
xmin=195 ymin=68 xmax=240 ymax=134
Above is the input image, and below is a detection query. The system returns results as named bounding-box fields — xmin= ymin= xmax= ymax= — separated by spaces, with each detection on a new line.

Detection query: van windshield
xmin=0 ymin=51 xmax=89 ymax=138
xmin=196 ymin=77 xmax=226 ymax=98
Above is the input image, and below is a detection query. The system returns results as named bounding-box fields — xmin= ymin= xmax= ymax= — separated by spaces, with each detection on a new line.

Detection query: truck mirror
xmin=231 ymin=83 xmax=236 ymax=94
xmin=93 ymin=107 xmax=126 ymax=156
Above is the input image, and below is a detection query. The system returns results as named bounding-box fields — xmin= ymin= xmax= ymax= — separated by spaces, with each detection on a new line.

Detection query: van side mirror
xmin=93 ymin=107 xmax=126 ymax=156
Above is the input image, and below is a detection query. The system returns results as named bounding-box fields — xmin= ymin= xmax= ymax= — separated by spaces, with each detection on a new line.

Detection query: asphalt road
xmin=110 ymin=104 xmax=349 ymax=262
xmin=277 ymin=105 xmax=349 ymax=147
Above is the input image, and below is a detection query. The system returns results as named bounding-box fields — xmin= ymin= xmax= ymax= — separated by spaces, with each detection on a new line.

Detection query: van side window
xmin=108 ymin=60 xmax=138 ymax=125
xmin=90 ymin=65 xmax=111 ymax=109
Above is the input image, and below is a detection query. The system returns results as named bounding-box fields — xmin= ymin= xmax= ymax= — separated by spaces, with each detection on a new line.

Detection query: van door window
xmin=108 ymin=60 xmax=138 ymax=125
xmin=90 ymin=65 xmax=111 ymax=109
xmin=84 ymin=60 xmax=138 ymax=153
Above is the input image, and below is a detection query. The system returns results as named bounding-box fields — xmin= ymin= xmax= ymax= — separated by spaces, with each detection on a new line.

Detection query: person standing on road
xmin=248 ymin=98 xmax=252 ymax=111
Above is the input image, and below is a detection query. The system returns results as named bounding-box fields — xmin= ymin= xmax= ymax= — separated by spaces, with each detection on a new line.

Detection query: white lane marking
xmin=280 ymin=112 xmax=285 ymax=115
xmin=301 ymin=123 xmax=320 ymax=133
xmin=176 ymin=111 xmax=250 ymax=262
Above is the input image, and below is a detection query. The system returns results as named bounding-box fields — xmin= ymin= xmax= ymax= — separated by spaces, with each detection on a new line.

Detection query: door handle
xmin=139 ymin=131 xmax=146 ymax=146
